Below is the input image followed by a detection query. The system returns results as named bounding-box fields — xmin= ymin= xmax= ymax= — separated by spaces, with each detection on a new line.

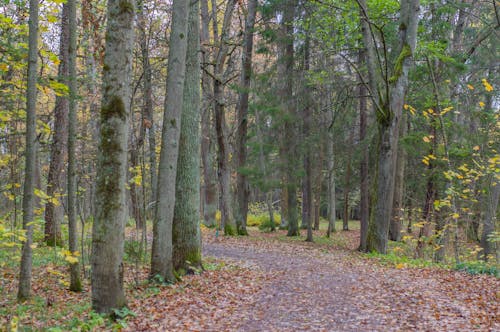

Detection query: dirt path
xmin=203 ymin=235 xmax=499 ymax=332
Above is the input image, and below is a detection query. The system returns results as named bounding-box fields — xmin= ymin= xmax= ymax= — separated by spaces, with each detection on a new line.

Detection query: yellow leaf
xmin=440 ymin=106 xmax=453 ymax=116
xmin=423 ymin=136 xmax=430 ymax=143
xmin=395 ymin=263 xmax=405 ymax=269
xmin=482 ymin=78 xmax=493 ymax=92
xmin=451 ymin=213 xmax=460 ymax=219
xmin=473 ymin=145 xmax=480 ymax=151
xmin=467 ymin=84 xmax=474 ymax=90
xmin=479 ymin=101 xmax=485 ymax=108
xmin=65 ymin=255 xmax=79 ymax=264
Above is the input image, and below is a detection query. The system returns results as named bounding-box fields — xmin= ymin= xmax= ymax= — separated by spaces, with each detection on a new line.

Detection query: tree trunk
xmin=17 ymin=0 xmax=39 ymax=302
xmin=173 ymin=0 xmax=202 ymax=273
xmin=200 ymin=0 xmax=217 ymax=228
xmin=302 ymin=35 xmax=313 ymax=242
xmin=358 ymin=49 xmax=369 ymax=251
xmin=364 ymin=0 xmax=420 ymax=254
xmin=343 ymin=127 xmax=354 ymax=231
xmin=151 ymin=0 xmax=190 ymax=282
xmin=44 ymin=3 xmax=69 ymax=247
xmin=235 ymin=0 xmax=257 ymax=236
xmin=91 ymin=0 xmax=135 ymax=313
xmin=480 ymin=174 xmax=499 ymax=261
xmin=389 ymin=112 xmax=407 ymax=242
xmin=213 ymin=0 xmax=237 ymax=235
xmin=138 ymin=0 xmax=157 ymax=213
xmin=277 ymin=0 xmax=299 ymax=237
xmin=67 ymin=0 xmax=82 ymax=292
xmin=326 ymin=129 xmax=336 ymax=237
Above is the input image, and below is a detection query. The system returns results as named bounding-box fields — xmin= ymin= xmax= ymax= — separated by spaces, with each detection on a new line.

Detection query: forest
xmin=0 ymin=0 xmax=499 ymax=330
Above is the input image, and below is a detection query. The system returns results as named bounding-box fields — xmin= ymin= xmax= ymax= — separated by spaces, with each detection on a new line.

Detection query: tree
xmin=361 ymin=0 xmax=420 ymax=254
xmin=44 ymin=3 xmax=70 ymax=247
xmin=67 ymin=0 xmax=82 ymax=292
xmin=235 ymin=0 xmax=258 ymax=236
xmin=91 ymin=0 xmax=135 ymax=313
xmin=172 ymin=0 xmax=202 ymax=273
xmin=151 ymin=0 xmax=190 ymax=282
xmin=213 ymin=0 xmax=237 ymax=235
xmin=17 ymin=0 xmax=39 ymax=302
xmin=277 ymin=0 xmax=299 ymax=237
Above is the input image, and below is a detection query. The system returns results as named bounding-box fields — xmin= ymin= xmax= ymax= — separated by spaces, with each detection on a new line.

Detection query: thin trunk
xmin=326 ymin=131 xmax=336 ymax=237
xmin=173 ymin=0 xmax=202 ymax=273
xmin=278 ymin=0 xmax=299 ymax=237
xmin=389 ymin=112 xmax=407 ymax=242
xmin=480 ymin=175 xmax=499 ymax=261
xmin=313 ymin=144 xmax=323 ymax=231
xmin=235 ymin=0 xmax=257 ymax=236
xmin=44 ymin=3 xmax=69 ymax=247
xmin=343 ymin=128 xmax=354 ymax=231
xmin=213 ymin=0 xmax=237 ymax=235
xmin=151 ymin=0 xmax=190 ymax=281
xmin=67 ymin=0 xmax=82 ymax=292
xmin=138 ymin=0 xmax=157 ymax=212
xmin=302 ymin=35 xmax=313 ymax=242
xmin=200 ymin=0 xmax=216 ymax=228
xmin=91 ymin=0 xmax=134 ymax=313
xmin=358 ymin=49 xmax=369 ymax=251
xmin=18 ymin=0 xmax=39 ymax=302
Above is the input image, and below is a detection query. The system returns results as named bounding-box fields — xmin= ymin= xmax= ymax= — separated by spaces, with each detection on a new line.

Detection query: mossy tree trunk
xmin=151 ymin=0 xmax=190 ymax=282
xmin=67 ymin=0 xmax=82 ymax=292
xmin=91 ymin=0 xmax=135 ymax=314
xmin=44 ymin=3 xmax=69 ymax=247
xmin=173 ymin=0 xmax=202 ymax=273
xmin=363 ymin=0 xmax=420 ymax=254
xmin=17 ymin=0 xmax=38 ymax=302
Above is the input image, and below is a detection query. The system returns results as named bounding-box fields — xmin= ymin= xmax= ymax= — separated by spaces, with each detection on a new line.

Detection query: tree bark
xmin=277 ymin=0 xmax=299 ymax=237
xmin=364 ymin=0 xmax=420 ymax=254
xmin=235 ymin=0 xmax=257 ymax=236
xmin=137 ymin=0 xmax=157 ymax=213
xmin=151 ymin=0 xmax=190 ymax=281
xmin=91 ymin=0 xmax=135 ymax=313
xmin=213 ymin=0 xmax=237 ymax=235
xmin=358 ymin=49 xmax=369 ymax=251
xmin=343 ymin=127 xmax=354 ymax=231
xmin=200 ymin=0 xmax=217 ymax=228
xmin=18 ymin=0 xmax=39 ymax=302
xmin=173 ymin=0 xmax=202 ymax=273
xmin=389 ymin=112 xmax=407 ymax=242
xmin=44 ymin=3 xmax=69 ymax=247
xmin=480 ymin=174 xmax=499 ymax=261
xmin=67 ymin=0 xmax=82 ymax=292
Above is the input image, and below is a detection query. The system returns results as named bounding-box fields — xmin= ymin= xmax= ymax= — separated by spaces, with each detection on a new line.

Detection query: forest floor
xmin=1 ymin=227 xmax=499 ymax=331
xmin=197 ymin=230 xmax=499 ymax=332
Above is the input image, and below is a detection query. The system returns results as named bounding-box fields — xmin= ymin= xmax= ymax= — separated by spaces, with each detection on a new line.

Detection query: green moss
xmin=375 ymin=104 xmax=393 ymax=126
xmin=119 ymin=0 xmax=134 ymax=14
xmin=224 ymin=224 xmax=236 ymax=236
xmin=101 ymin=95 xmax=126 ymax=121
xmin=389 ymin=43 xmax=412 ymax=84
